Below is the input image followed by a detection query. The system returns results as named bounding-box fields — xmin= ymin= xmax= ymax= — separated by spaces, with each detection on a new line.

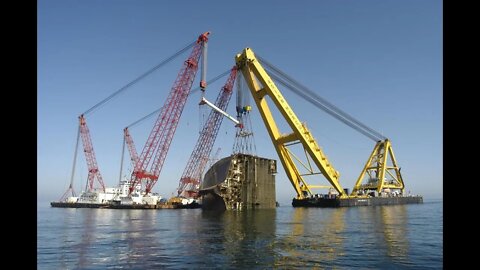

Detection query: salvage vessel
xmin=50 ymin=180 xmax=200 ymax=209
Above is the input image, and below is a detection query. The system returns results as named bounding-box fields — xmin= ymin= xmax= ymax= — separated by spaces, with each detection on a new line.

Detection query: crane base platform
xmin=292 ymin=195 xmax=423 ymax=208
xmin=50 ymin=201 xmax=201 ymax=209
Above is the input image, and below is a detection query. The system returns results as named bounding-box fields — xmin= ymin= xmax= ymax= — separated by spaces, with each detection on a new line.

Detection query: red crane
xmin=79 ymin=114 xmax=106 ymax=192
xmin=177 ymin=66 xmax=237 ymax=198
xmin=207 ymin=147 xmax=222 ymax=170
xmin=129 ymin=32 xmax=210 ymax=194
xmin=124 ymin=127 xmax=139 ymax=167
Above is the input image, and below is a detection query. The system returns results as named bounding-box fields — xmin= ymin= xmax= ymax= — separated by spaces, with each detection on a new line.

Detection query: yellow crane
xmin=235 ymin=48 xmax=407 ymax=201
xmin=235 ymin=48 xmax=346 ymax=199
xmin=351 ymin=139 xmax=405 ymax=196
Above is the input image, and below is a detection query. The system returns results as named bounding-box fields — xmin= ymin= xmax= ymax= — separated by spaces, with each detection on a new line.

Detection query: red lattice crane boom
xmin=79 ymin=114 xmax=106 ymax=192
xmin=129 ymin=32 xmax=210 ymax=194
xmin=177 ymin=66 xmax=237 ymax=198
xmin=124 ymin=127 xmax=139 ymax=167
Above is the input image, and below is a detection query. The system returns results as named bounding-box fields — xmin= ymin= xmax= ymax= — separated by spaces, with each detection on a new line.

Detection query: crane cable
xmin=125 ymin=69 xmax=232 ymax=129
xmin=82 ymin=40 xmax=197 ymax=116
xmin=119 ymin=70 xmax=231 ymax=185
xmin=267 ymin=72 xmax=380 ymax=142
xmin=257 ymin=55 xmax=386 ymax=142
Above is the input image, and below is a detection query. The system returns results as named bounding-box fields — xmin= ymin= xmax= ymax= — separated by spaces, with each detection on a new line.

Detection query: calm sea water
xmin=37 ymin=199 xmax=442 ymax=269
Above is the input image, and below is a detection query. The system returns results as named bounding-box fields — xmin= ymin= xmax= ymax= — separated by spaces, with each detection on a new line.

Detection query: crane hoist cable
xmin=60 ymin=125 xmax=81 ymax=200
xmin=268 ymin=72 xmax=380 ymax=142
xmin=66 ymin=39 xmax=197 ymax=200
xmin=125 ymin=69 xmax=231 ymax=129
xmin=82 ymin=40 xmax=197 ymax=116
xmin=128 ymin=31 xmax=210 ymax=194
xmin=177 ymin=66 xmax=238 ymax=198
xmin=259 ymin=55 xmax=385 ymax=141
xmin=118 ymin=69 xmax=231 ymax=189
xmin=257 ymin=55 xmax=386 ymax=142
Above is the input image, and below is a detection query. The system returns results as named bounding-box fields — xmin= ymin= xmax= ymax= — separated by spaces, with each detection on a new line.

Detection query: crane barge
xmin=232 ymin=48 xmax=422 ymax=207
xmin=51 ymin=32 xmax=211 ymax=209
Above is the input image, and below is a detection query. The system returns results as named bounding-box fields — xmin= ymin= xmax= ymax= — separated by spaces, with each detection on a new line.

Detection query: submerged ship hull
xmin=199 ymin=154 xmax=277 ymax=211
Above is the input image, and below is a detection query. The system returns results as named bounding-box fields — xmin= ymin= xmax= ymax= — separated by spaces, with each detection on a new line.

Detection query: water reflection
xmin=195 ymin=209 xmax=277 ymax=267
xmin=57 ymin=209 xmax=82 ymax=269
xmin=75 ymin=209 xmax=100 ymax=268
xmin=39 ymin=202 xmax=439 ymax=269
xmin=355 ymin=205 xmax=410 ymax=267
xmin=68 ymin=209 xmax=161 ymax=268
xmin=380 ymin=205 xmax=409 ymax=261
xmin=274 ymin=207 xmax=347 ymax=268
xmin=112 ymin=210 xmax=159 ymax=267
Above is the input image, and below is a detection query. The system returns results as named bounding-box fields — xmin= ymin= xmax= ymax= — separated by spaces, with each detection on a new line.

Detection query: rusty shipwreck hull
xmin=199 ymin=154 xmax=277 ymax=210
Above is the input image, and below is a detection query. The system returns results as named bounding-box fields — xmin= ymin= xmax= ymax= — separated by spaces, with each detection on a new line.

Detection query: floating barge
xmin=50 ymin=201 xmax=201 ymax=209
xmin=198 ymin=153 xmax=423 ymax=210
xmin=50 ymin=180 xmax=201 ymax=210
xmin=292 ymin=195 xmax=423 ymax=208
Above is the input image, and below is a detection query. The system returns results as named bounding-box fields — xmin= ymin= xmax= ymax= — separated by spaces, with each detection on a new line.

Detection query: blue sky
xmin=38 ymin=0 xmax=442 ymax=204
